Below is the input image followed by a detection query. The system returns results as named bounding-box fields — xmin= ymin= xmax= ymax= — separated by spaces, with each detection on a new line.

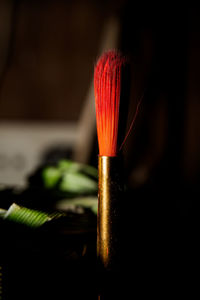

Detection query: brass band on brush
xmin=97 ymin=156 xmax=122 ymax=271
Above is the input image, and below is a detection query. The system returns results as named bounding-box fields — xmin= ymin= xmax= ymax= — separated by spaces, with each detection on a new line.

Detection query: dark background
xmin=1 ymin=1 xmax=199 ymax=192
xmin=0 ymin=0 xmax=199 ymax=297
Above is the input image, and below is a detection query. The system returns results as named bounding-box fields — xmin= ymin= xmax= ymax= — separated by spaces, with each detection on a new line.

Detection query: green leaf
xmin=58 ymin=159 xmax=98 ymax=178
xmin=80 ymin=164 xmax=98 ymax=179
xmin=0 ymin=208 xmax=6 ymax=217
xmin=42 ymin=167 xmax=61 ymax=188
xmin=3 ymin=203 xmax=52 ymax=228
xmin=60 ymin=172 xmax=97 ymax=194
xmin=58 ymin=160 xmax=80 ymax=172
xmin=40 ymin=160 xmax=98 ymax=198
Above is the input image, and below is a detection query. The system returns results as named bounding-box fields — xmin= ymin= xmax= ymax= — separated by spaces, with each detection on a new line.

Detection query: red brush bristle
xmin=94 ymin=50 xmax=127 ymax=157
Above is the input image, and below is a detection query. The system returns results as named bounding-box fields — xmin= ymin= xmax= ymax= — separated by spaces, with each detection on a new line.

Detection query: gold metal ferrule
xmin=97 ymin=156 xmax=123 ymax=272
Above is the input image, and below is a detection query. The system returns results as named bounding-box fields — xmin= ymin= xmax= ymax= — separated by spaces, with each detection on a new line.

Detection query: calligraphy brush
xmin=94 ymin=50 xmax=131 ymax=273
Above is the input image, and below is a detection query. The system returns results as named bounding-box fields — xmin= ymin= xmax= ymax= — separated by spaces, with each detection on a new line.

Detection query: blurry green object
xmin=58 ymin=160 xmax=98 ymax=178
xmin=42 ymin=159 xmax=98 ymax=195
xmin=0 ymin=160 xmax=98 ymax=230
xmin=42 ymin=167 xmax=60 ymax=188
xmin=60 ymin=173 xmax=97 ymax=194
xmin=56 ymin=196 xmax=98 ymax=214
xmin=1 ymin=203 xmax=61 ymax=228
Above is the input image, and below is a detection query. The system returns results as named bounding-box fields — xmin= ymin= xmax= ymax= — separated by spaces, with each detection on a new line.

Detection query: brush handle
xmin=97 ymin=156 xmax=123 ymax=272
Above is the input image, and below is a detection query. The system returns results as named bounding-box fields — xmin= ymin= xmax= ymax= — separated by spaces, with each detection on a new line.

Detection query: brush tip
xmin=95 ymin=50 xmax=127 ymax=79
xmin=94 ymin=50 xmax=127 ymax=157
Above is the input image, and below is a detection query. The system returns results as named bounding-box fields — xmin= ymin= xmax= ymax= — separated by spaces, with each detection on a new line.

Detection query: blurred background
xmin=0 ymin=0 xmax=200 ymax=294
xmin=0 ymin=0 xmax=200 ymax=288
xmin=1 ymin=0 xmax=199 ymax=210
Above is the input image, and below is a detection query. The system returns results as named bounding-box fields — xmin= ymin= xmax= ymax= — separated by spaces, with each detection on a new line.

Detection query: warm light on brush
xmin=95 ymin=50 xmax=130 ymax=275
xmin=94 ymin=50 xmax=127 ymax=156
xmin=95 ymin=50 xmax=141 ymax=278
